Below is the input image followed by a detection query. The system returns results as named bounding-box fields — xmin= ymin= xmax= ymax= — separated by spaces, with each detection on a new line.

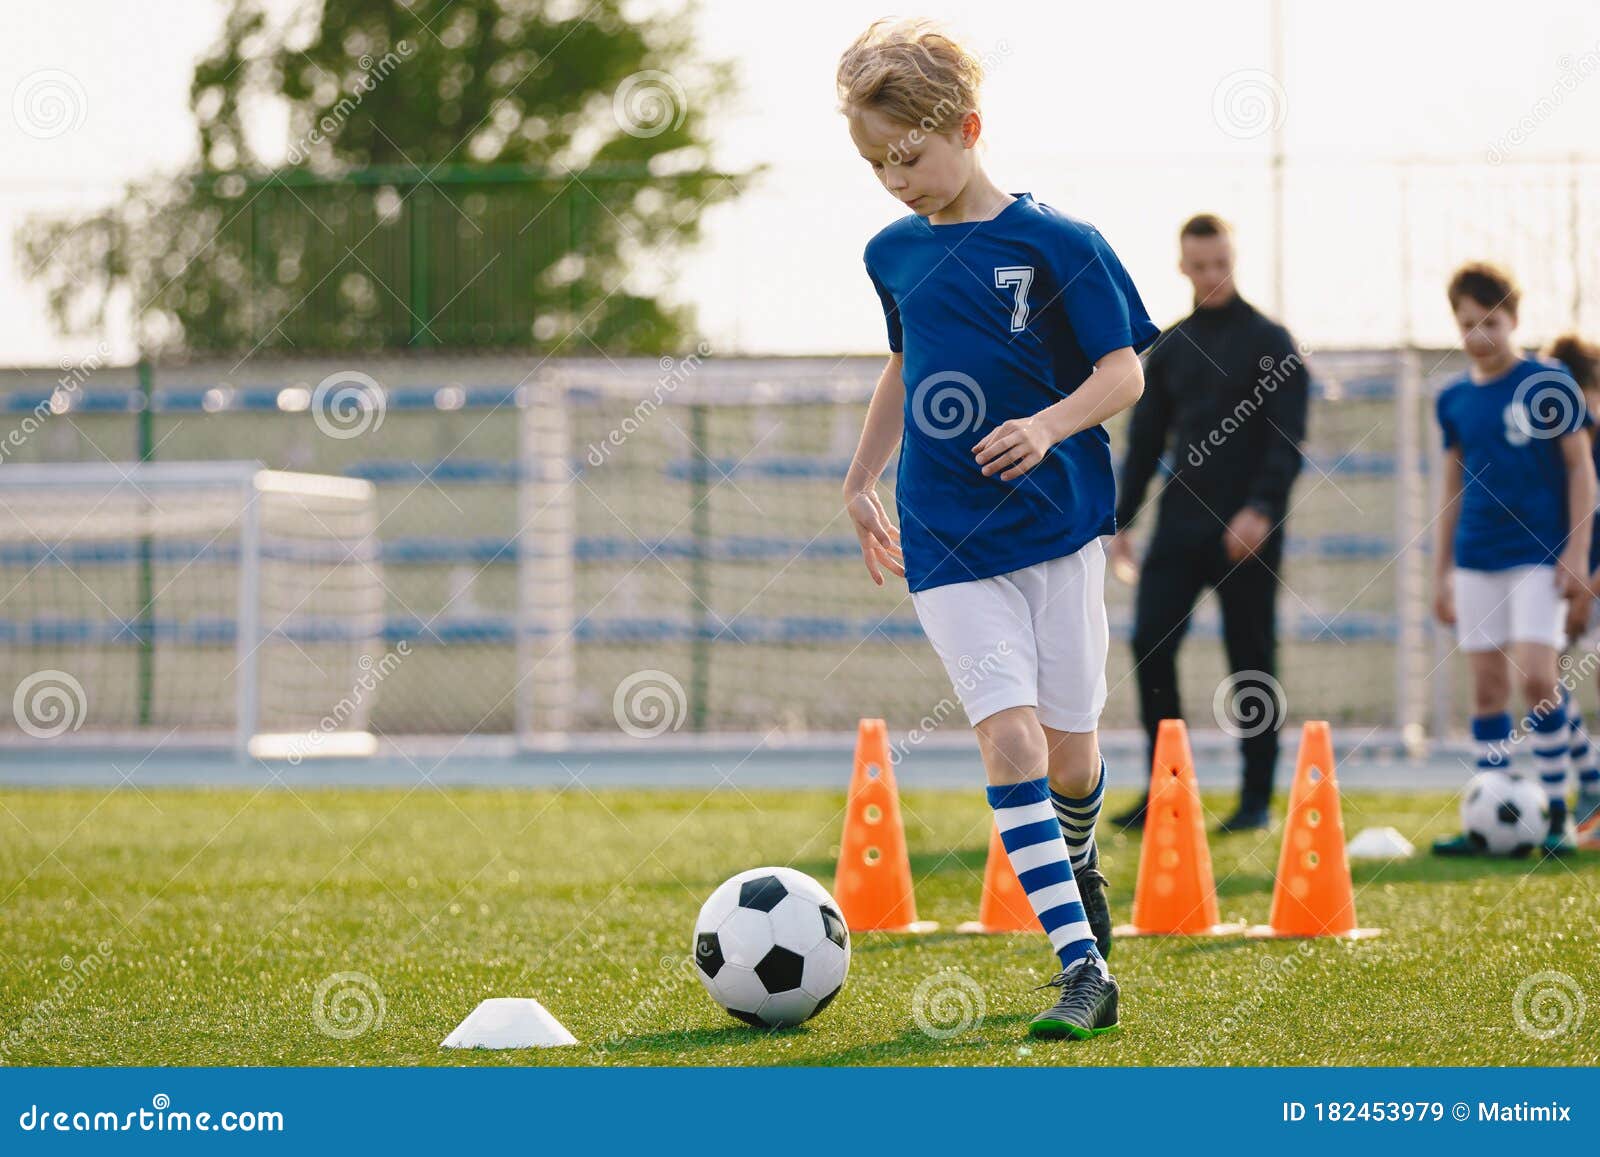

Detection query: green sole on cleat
xmin=1028 ymin=1019 xmax=1121 ymax=1041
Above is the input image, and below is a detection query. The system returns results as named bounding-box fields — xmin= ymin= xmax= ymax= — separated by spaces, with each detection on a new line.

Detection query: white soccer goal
xmin=0 ymin=461 xmax=384 ymax=758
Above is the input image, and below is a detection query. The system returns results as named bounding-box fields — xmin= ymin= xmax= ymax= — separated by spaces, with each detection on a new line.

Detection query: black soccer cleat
xmin=1074 ymin=842 xmax=1112 ymax=960
xmin=1431 ymin=831 xmax=1492 ymax=857
xmin=1541 ymin=800 xmax=1577 ymax=856
xmin=1028 ymin=954 xmax=1120 ymax=1041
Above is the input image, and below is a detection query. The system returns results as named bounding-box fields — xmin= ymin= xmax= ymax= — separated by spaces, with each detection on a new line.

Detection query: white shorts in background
xmin=910 ymin=538 xmax=1109 ymax=732
xmin=1574 ymin=592 xmax=1600 ymax=656
xmin=1453 ymin=565 xmax=1565 ymax=652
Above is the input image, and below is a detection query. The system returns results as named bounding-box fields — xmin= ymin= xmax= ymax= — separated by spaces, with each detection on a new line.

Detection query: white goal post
xmin=0 ymin=461 xmax=384 ymax=759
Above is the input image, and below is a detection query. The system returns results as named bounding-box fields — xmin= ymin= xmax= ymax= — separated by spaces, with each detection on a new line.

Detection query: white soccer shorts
xmin=1452 ymin=565 xmax=1565 ymax=652
xmin=910 ymin=537 xmax=1109 ymax=732
xmin=1573 ymin=592 xmax=1600 ymax=657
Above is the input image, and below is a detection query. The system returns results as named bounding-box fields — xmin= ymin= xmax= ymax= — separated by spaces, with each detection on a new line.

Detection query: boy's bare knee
xmin=1048 ymin=761 xmax=1099 ymax=799
xmin=1469 ymin=661 xmax=1510 ymax=714
xmin=974 ymin=707 xmax=1046 ymax=784
xmin=1044 ymin=729 xmax=1100 ymax=797
xmin=1522 ymin=678 xmax=1560 ymax=714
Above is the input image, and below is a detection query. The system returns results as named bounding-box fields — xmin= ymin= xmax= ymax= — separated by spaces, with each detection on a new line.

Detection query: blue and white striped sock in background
xmin=1526 ymin=698 xmax=1569 ymax=817
xmin=1050 ymin=754 xmax=1105 ymax=875
xmin=1472 ymin=711 xmax=1513 ymax=775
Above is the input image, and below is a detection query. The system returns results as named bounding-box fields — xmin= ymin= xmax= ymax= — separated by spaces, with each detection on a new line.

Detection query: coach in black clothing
xmin=1108 ymin=214 xmax=1309 ymax=833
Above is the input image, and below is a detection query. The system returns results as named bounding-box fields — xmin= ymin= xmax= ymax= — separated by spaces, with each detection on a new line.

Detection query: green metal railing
xmin=177 ymin=165 xmax=736 ymax=352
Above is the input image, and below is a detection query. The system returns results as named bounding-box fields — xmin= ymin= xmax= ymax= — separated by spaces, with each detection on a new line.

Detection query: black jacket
xmin=1114 ymin=294 xmax=1309 ymax=540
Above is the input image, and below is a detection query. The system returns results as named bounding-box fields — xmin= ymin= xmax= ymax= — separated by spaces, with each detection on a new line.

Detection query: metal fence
xmin=0 ymin=350 xmax=1496 ymax=747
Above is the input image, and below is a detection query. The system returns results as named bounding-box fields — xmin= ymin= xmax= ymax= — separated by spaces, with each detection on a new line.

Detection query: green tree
xmin=20 ymin=0 xmax=739 ymax=353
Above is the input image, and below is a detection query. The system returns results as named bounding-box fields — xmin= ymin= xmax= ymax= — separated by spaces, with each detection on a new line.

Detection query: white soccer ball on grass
xmin=692 ymin=866 xmax=850 ymax=1028
xmin=1460 ymin=772 xmax=1548 ymax=857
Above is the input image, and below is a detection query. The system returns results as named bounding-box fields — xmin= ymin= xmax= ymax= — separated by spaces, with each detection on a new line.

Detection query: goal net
xmin=0 ymin=462 xmax=384 ymax=757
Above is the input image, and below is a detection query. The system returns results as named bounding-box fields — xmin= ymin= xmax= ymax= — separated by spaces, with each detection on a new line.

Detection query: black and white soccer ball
xmin=1461 ymin=772 xmax=1548 ymax=856
xmin=693 ymin=866 xmax=850 ymax=1028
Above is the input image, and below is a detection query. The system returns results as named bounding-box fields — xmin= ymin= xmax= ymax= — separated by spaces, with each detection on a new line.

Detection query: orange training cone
xmin=1113 ymin=719 xmax=1245 ymax=938
xmin=833 ymin=718 xmax=938 ymax=933
xmin=1247 ymin=721 xmax=1381 ymax=940
xmin=956 ymin=822 xmax=1037 ymax=933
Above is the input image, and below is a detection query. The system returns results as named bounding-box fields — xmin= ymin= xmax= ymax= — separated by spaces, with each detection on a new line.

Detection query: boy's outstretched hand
xmin=845 ymin=489 xmax=905 ymax=585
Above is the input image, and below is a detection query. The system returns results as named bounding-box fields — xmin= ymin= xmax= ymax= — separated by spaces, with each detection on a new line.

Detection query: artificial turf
xmin=1 ymin=785 xmax=1596 ymax=1066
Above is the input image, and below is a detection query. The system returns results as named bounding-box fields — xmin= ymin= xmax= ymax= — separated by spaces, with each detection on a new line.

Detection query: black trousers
xmin=1129 ymin=525 xmax=1285 ymax=809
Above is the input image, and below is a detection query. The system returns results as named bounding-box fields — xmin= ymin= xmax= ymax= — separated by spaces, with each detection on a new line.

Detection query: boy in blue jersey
xmin=1544 ymin=333 xmax=1600 ymax=847
xmin=1431 ymin=263 xmax=1595 ymax=856
xmin=836 ymin=18 xmax=1157 ymax=1039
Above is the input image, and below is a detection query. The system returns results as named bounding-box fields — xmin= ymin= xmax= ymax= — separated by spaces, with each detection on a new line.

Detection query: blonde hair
xmin=836 ymin=18 xmax=983 ymax=137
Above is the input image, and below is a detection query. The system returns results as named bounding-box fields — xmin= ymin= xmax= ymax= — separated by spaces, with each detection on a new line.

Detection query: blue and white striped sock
xmin=1472 ymin=712 xmax=1513 ymax=775
xmin=1049 ymin=755 xmax=1105 ymax=874
xmin=1526 ymin=698 xmax=1569 ymax=811
xmin=1569 ymin=694 xmax=1600 ymax=798
xmin=987 ymin=776 xmax=1100 ymax=973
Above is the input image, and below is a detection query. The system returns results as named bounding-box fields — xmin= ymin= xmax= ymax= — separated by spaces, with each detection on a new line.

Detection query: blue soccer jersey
xmin=1435 ymin=357 xmax=1587 ymax=571
xmin=1588 ymin=409 xmax=1600 ymax=576
xmin=863 ymin=193 xmax=1159 ymax=592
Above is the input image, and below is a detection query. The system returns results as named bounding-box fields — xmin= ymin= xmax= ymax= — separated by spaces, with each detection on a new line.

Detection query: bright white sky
xmin=5 ymin=0 xmax=1600 ymax=364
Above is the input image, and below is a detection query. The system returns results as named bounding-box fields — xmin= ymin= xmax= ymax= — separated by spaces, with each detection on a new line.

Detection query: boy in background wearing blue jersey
xmin=1544 ymin=333 xmax=1600 ymax=847
xmin=836 ymin=19 xmax=1157 ymax=1039
xmin=1432 ymin=263 xmax=1595 ymax=856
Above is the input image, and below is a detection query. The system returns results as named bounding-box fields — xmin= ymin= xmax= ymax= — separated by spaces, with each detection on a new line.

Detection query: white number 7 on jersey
xmin=994 ymin=266 xmax=1034 ymax=332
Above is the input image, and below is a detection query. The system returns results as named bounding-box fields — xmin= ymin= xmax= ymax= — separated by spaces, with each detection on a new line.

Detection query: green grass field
xmin=2 ymin=784 xmax=1596 ymax=1066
